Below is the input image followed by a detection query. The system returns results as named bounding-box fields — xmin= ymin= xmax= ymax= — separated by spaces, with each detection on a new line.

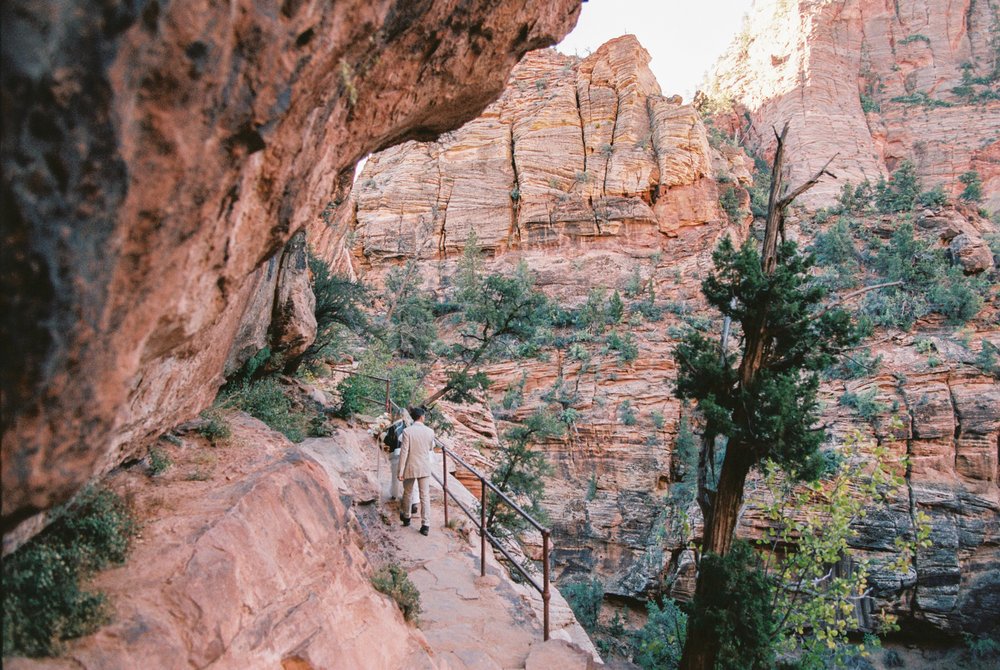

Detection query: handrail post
xmin=442 ymin=447 xmax=449 ymax=528
xmin=385 ymin=379 xmax=391 ymax=416
xmin=542 ymin=529 xmax=551 ymax=641
xmin=480 ymin=478 xmax=487 ymax=578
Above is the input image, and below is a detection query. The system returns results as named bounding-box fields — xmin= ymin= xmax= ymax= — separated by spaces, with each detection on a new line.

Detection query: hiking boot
xmin=411 ymin=503 xmax=418 ymax=515
xmin=400 ymin=514 xmax=410 ymax=527
xmin=419 ymin=525 xmax=429 ymax=536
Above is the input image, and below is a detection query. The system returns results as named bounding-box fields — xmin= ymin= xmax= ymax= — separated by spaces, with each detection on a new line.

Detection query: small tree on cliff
xmin=485 ymin=408 xmax=562 ymax=536
xmin=674 ymin=124 xmax=863 ymax=670
xmin=425 ymin=235 xmax=550 ymax=405
xmin=296 ymin=251 xmax=370 ymax=368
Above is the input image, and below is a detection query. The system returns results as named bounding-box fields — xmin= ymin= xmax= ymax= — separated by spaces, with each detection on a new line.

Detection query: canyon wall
xmin=0 ymin=0 xmax=582 ymax=541
xmin=315 ymin=37 xmax=734 ymax=266
xmin=707 ymin=0 xmax=1000 ymax=210
xmin=330 ymin=35 xmax=1000 ymax=636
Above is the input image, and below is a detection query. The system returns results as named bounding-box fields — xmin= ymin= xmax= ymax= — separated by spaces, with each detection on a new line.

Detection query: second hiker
xmin=398 ymin=406 xmax=434 ymax=536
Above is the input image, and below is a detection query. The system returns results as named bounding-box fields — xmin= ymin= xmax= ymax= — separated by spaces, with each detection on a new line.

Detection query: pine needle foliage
xmin=429 ymin=236 xmax=550 ymax=404
xmin=674 ymin=238 xmax=857 ymax=478
xmin=485 ymin=409 xmax=561 ymax=536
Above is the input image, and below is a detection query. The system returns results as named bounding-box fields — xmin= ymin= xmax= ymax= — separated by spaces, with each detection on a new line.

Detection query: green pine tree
xmin=427 ymin=235 xmax=550 ymax=404
xmin=485 ymin=409 xmax=561 ymax=535
xmin=675 ymin=124 xmax=858 ymax=670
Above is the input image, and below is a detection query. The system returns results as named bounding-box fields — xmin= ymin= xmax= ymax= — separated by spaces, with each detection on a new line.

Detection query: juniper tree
xmin=384 ymin=261 xmax=438 ymax=360
xmin=293 ymin=252 xmax=369 ymax=370
xmin=485 ymin=408 xmax=562 ymax=535
xmin=675 ymin=124 xmax=861 ymax=670
xmin=426 ymin=236 xmax=550 ymax=404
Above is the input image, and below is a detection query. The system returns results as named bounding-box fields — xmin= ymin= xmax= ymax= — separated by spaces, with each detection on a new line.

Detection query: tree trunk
xmin=679 ymin=442 xmax=754 ymax=670
xmin=701 ymin=441 xmax=754 ymax=556
xmin=679 ymin=122 xmax=835 ymax=670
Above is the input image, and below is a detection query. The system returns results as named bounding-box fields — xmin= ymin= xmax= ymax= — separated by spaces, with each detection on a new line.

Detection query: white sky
xmin=557 ymin=0 xmax=756 ymax=101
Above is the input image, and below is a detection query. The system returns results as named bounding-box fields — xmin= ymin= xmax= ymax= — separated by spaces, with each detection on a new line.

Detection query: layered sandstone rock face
xmin=329 ymin=35 xmax=1000 ymax=635
xmin=708 ymin=0 xmax=1000 ymax=210
xmin=0 ymin=0 xmax=582 ymax=538
xmin=318 ymin=36 xmax=728 ymax=265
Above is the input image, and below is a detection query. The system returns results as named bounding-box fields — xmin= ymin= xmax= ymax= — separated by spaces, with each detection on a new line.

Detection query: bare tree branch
xmin=776 ymin=153 xmax=839 ymax=210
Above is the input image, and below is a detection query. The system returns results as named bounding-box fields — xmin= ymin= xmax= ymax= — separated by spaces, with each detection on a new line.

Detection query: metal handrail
xmin=387 ymin=398 xmax=553 ymax=640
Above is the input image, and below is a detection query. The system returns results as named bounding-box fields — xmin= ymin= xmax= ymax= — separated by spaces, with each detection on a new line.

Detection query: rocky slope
xmin=5 ymin=415 xmax=437 ymax=669
xmin=327 ymin=35 xmax=1000 ymax=636
xmin=706 ymin=0 xmax=1000 ymax=210
xmin=1 ymin=0 xmax=583 ymax=543
xmin=5 ymin=408 xmax=597 ymax=668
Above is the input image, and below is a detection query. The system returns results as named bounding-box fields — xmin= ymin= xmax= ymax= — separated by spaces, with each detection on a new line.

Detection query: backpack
xmin=382 ymin=420 xmax=405 ymax=451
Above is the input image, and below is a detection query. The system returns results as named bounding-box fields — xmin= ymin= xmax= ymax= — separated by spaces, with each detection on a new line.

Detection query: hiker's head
xmin=411 ymin=406 xmax=426 ymax=422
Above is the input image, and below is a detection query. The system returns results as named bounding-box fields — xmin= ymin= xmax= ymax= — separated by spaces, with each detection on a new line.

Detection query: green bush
xmin=197 ymin=408 xmax=231 ymax=444
xmin=837 ymin=180 xmax=875 ymax=214
xmin=650 ymin=410 xmax=666 ymax=430
xmin=826 ymin=351 xmax=883 ymax=380
xmin=963 ymin=633 xmax=1000 ymax=662
xmin=563 ymin=579 xmax=603 ymax=634
xmin=633 ymin=599 xmax=688 ymax=670
xmin=917 ymin=185 xmax=949 ymax=208
xmin=148 ymin=446 xmax=171 ymax=476
xmin=486 ymin=411 xmax=558 ymax=536
xmin=619 ymin=400 xmax=638 ymax=426
xmin=974 ymin=340 xmax=999 ymax=377
xmin=500 ymin=374 xmax=527 ymax=412
xmin=875 ymin=160 xmax=920 ymax=213
xmin=860 ymin=93 xmax=881 ymax=113
xmin=384 ymin=262 xmax=438 ymax=360
xmin=606 ymin=331 xmax=639 ymax=364
xmin=632 ymin=295 xmax=664 ymax=322
xmin=606 ymin=291 xmax=625 ymax=325
xmin=861 ymin=224 xmax=986 ymax=328
xmin=2 ymin=488 xmax=137 ymax=657
xmin=889 ymin=91 xmax=954 ymax=108
xmin=431 ymin=246 xmax=551 ymax=403
xmin=371 ymin=564 xmax=421 ymax=623
xmin=952 ymin=62 xmax=1000 ymax=103
xmin=228 ymin=377 xmax=309 ymax=442
xmin=623 ymin=266 xmax=644 ymax=298
xmin=959 ymin=170 xmax=983 ymax=203
xmin=839 ymin=388 xmax=886 ymax=422
xmin=810 ymin=219 xmax=859 ymax=288
xmin=720 ymin=185 xmax=743 ymax=222
xmin=335 ymin=342 xmax=425 ymax=417
xmin=222 ymin=346 xmax=274 ymax=392
xmin=301 ymin=253 xmax=370 ymax=365
xmin=578 ymin=288 xmax=610 ymax=332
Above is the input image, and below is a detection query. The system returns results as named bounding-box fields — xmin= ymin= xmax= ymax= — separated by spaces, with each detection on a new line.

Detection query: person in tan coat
xmin=398 ymin=406 xmax=435 ymax=535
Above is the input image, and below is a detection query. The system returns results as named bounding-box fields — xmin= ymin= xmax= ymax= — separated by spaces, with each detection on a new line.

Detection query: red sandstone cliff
xmin=328 ymin=35 xmax=1000 ymax=636
xmin=707 ymin=0 xmax=1000 ymax=210
xmin=0 ymin=0 xmax=582 ymax=542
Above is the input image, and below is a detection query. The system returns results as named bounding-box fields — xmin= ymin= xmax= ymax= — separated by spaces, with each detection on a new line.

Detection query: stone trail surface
xmin=302 ymin=427 xmax=601 ymax=669
xmin=4 ymin=415 xmax=595 ymax=669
